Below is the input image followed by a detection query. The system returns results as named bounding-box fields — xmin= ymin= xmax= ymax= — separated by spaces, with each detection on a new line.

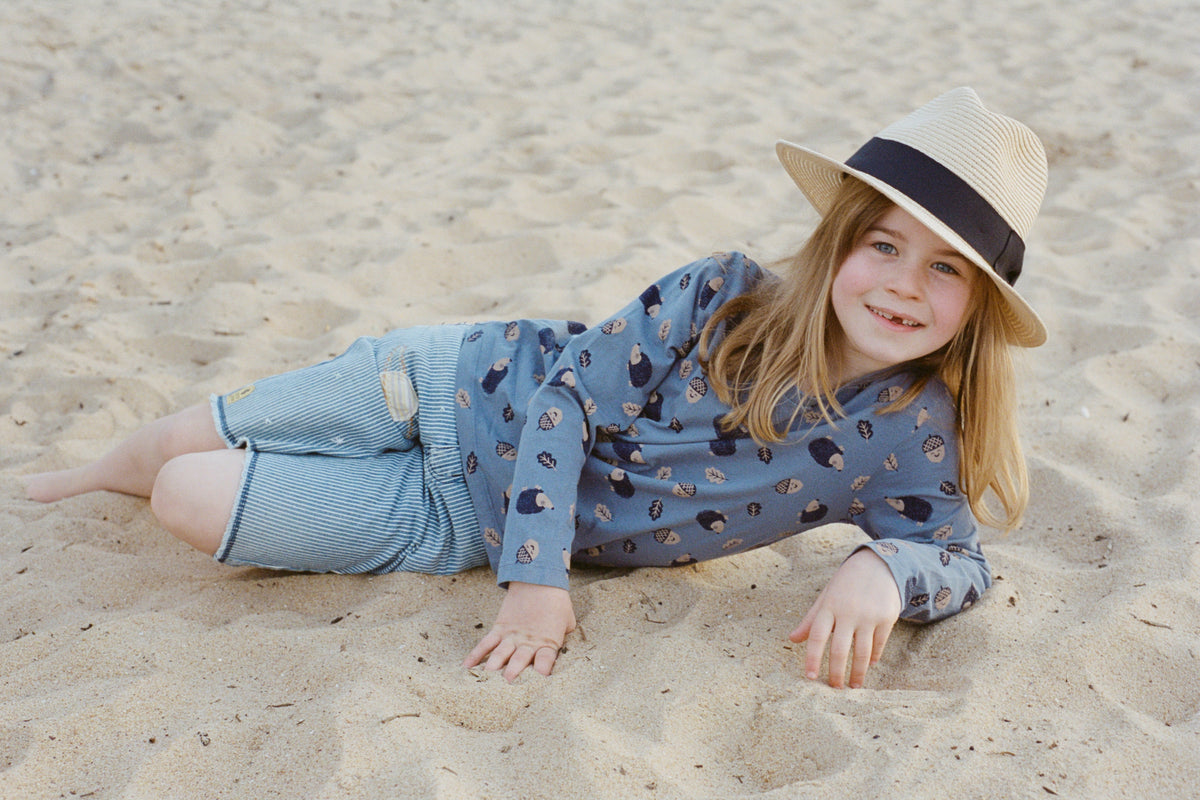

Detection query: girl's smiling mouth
xmin=868 ymin=305 xmax=923 ymax=328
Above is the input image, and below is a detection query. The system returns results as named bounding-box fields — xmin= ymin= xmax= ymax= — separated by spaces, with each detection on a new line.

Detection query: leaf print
xmin=622 ymin=402 xmax=643 ymax=417
xmin=648 ymin=498 xmax=664 ymax=520
xmin=579 ymin=349 xmax=592 ymax=368
xmin=857 ymin=419 xmax=873 ymax=440
xmin=746 ymin=502 xmax=762 ymax=517
xmin=802 ymin=408 xmax=822 ymax=424
xmin=679 ymin=273 xmax=692 ymax=291
xmin=848 ymin=498 xmax=865 ymax=516
xmin=583 ymin=398 xmax=598 ymax=416
xmin=721 ymin=538 xmax=744 ymax=551
xmin=705 ymin=467 xmax=727 ymax=484
xmin=850 ymin=475 xmax=871 ymax=491
xmin=939 ymin=481 xmax=958 ymax=496
xmin=483 ymin=527 xmax=502 ymax=547
xmin=658 ymin=319 xmax=672 ymax=342
xmin=877 ymin=542 xmax=900 ymax=555
xmin=455 ymin=389 xmax=471 ymax=409
xmin=537 ymin=451 xmax=557 ymax=469
xmin=465 ymin=452 xmax=478 ymax=474
xmin=934 ymin=524 xmax=953 ymax=540
xmin=678 ymin=360 xmax=694 ymax=380
xmin=502 ymin=404 xmax=515 ymax=423
xmin=883 ymin=453 xmax=898 ymax=471
xmin=622 ymin=539 xmax=637 ymax=554
xmin=940 ymin=550 xmax=952 ymax=567
xmin=595 ymin=504 xmax=613 ymax=522
xmin=757 ymin=446 xmax=773 ymax=465
xmin=669 ymin=417 xmax=684 ymax=433
xmin=656 ymin=466 xmax=673 ymax=480
xmin=466 ymin=330 xmax=484 ymax=343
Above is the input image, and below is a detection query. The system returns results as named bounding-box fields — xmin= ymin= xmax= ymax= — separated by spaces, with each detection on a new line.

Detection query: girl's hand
xmin=789 ymin=548 xmax=902 ymax=689
xmin=464 ymin=581 xmax=577 ymax=682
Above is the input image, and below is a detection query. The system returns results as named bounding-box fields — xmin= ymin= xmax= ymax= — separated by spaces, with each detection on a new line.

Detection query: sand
xmin=2 ymin=0 xmax=1198 ymax=797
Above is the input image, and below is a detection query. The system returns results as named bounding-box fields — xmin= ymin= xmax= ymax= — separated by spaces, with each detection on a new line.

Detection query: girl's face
xmin=830 ymin=205 xmax=976 ymax=382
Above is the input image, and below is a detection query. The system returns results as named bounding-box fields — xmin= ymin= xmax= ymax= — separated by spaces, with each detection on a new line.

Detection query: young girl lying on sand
xmin=27 ymin=88 xmax=1048 ymax=689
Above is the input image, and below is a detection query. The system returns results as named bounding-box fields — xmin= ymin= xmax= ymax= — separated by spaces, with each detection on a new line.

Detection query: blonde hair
xmin=699 ymin=178 xmax=1028 ymax=530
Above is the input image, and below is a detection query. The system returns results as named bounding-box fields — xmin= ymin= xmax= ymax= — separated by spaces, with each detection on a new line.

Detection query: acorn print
xmin=465 ymin=452 xmax=478 ymax=474
xmin=502 ymin=485 xmax=511 ymax=514
xmin=622 ymin=539 xmax=637 ymax=554
xmin=537 ymin=327 xmax=557 ymax=354
xmin=595 ymin=504 xmax=613 ymax=522
xmin=746 ymin=502 xmax=762 ymax=517
xmin=548 ymin=366 xmax=576 ymax=389
xmin=515 ymin=487 xmax=554 ymax=514
xmin=562 ymin=549 xmax=572 ymax=571
xmin=885 ymin=495 xmax=933 ymax=523
xmin=639 ymin=284 xmax=663 ymax=317
xmin=915 ymin=407 xmax=931 ymax=429
xmin=698 ymin=276 xmax=725 ymax=308
xmin=877 ymin=385 xmax=903 ymax=403
xmin=601 ymin=318 xmax=628 ymax=335
xmin=607 ymin=468 xmax=636 ymax=498
xmin=653 ymin=528 xmax=680 ymax=545
xmin=939 ymin=480 xmax=957 ymax=496
xmin=504 ymin=321 xmax=520 ymax=341
xmin=960 ymin=586 xmax=979 ymax=610
xmin=455 ymin=388 xmax=471 ymax=408
xmin=496 ymin=441 xmax=518 ymax=460
xmin=567 ymin=321 xmax=587 ymax=335
xmin=922 ymin=434 xmax=946 ymax=463
xmin=628 ymin=343 xmax=653 ymax=388
xmin=538 ymin=407 xmax=564 ymax=430
xmin=934 ymin=586 xmax=952 ymax=610
xmin=480 ymin=357 xmax=512 ymax=394
xmin=685 ymin=376 xmax=708 ymax=403
xmin=808 ymin=437 xmax=845 ymax=471
xmin=584 ymin=545 xmax=606 ymax=558
xmin=483 ymin=527 xmax=502 ymax=548
xmin=672 ymin=482 xmax=697 ymax=498
xmin=857 ymin=419 xmax=874 ymax=440
xmin=934 ymin=524 xmax=953 ymax=541
xmin=696 ymin=510 xmax=728 ymax=533
xmin=775 ymin=478 xmax=804 ymax=495
xmin=516 ymin=538 xmax=540 ymax=564
xmin=800 ymin=499 xmax=828 ymax=523
xmin=877 ymin=541 xmax=899 ymax=556
xmin=657 ymin=319 xmax=672 ymax=342
xmin=850 ymin=475 xmax=871 ymax=491
xmin=671 ymin=554 xmax=697 ymax=566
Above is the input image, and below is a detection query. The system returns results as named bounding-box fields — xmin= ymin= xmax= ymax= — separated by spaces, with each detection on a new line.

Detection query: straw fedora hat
xmin=776 ymin=87 xmax=1048 ymax=347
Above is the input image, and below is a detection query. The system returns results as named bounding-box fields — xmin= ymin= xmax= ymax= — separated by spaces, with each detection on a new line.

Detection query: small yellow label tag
xmin=226 ymin=385 xmax=255 ymax=404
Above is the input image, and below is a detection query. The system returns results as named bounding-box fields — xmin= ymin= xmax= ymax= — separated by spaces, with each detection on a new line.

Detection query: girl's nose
xmin=884 ymin=259 xmax=924 ymax=299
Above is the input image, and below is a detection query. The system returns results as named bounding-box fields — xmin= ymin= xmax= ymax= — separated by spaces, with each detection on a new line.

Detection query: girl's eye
xmin=872 ymin=242 xmax=898 ymax=255
xmin=931 ymin=262 xmax=960 ymax=276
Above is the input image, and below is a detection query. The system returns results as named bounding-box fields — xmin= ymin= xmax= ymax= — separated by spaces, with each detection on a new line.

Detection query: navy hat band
xmin=846 ymin=137 xmax=1024 ymax=285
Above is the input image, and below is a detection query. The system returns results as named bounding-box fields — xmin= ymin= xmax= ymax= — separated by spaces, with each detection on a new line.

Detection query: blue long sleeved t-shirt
xmin=453 ymin=252 xmax=991 ymax=623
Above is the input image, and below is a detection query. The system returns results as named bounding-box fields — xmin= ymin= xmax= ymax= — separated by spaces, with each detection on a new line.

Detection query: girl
xmin=25 ymin=87 xmax=1048 ymax=689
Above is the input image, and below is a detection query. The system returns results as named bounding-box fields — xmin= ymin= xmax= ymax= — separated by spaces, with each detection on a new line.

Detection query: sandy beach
xmin=2 ymin=1 xmax=1198 ymax=797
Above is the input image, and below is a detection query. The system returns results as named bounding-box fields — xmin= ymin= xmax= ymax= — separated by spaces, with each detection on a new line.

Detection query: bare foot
xmin=24 ymin=467 xmax=104 ymax=503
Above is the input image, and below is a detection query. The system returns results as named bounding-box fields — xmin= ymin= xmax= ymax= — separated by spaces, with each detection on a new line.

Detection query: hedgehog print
xmin=639 ymin=284 xmax=663 ymax=317
xmin=885 ymin=495 xmax=933 ymax=524
xmin=628 ymin=344 xmax=653 ymax=388
xmin=808 ymin=436 xmax=845 ymax=470
xmin=515 ymin=487 xmax=554 ymax=514
xmin=607 ymin=468 xmax=635 ymax=499
xmin=480 ymin=357 xmax=511 ymax=394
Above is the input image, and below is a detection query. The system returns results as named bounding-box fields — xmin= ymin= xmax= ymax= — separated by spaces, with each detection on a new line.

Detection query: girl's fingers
xmin=484 ymin=638 xmax=517 ymax=673
xmin=532 ymin=645 xmax=559 ymax=677
xmin=849 ymin=628 xmax=874 ymax=688
xmin=802 ymin=612 xmax=834 ymax=680
xmin=825 ymin=628 xmax=854 ymax=688
xmin=463 ymin=631 xmax=502 ymax=667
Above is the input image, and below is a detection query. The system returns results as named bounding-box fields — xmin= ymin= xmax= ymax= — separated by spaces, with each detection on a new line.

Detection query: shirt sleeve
xmin=496 ymin=252 xmax=761 ymax=588
xmin=850 ymin=401 xmax=992 ymax=623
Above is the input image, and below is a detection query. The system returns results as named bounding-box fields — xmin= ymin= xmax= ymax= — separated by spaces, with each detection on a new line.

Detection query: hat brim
xmin=776 ymin=139 xmax=1047 ymax=348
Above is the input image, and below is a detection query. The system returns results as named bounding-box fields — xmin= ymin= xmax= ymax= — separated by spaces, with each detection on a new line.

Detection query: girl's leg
xmin=150 ymin=448 xmax=245 ymax=556
xmin=24 ymin=403 xmax=225 ymax=502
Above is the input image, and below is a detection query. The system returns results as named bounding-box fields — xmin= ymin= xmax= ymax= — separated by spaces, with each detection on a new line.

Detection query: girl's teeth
xmin=873 ymin=308 xmax=920 ymax=327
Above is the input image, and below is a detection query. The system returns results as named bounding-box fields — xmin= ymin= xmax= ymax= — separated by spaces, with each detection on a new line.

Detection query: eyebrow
xmin=868 ymin=225 xmax=970 ymax=262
